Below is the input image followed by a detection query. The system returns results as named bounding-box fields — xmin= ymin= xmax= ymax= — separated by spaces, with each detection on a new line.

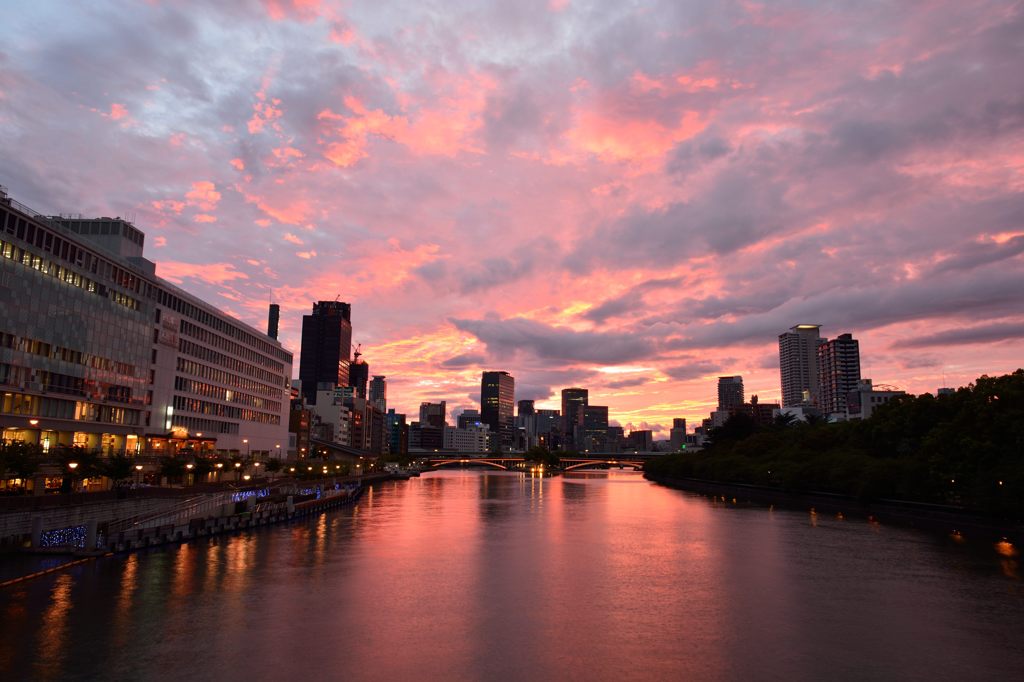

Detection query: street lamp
xmin=243 ymin=438 xmax=250 ymax=458
xmin=135 ymin=463 xmax=144 ymax=486
xmin=66 ymin=461 xmax=79 ymax=493
xmin=185 ymin=462 xmax=194 ymax=486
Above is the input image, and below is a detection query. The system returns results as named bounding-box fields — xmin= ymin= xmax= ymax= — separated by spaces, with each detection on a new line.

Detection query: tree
xmin=525 ymin=445 xmax=560 ymax=467
xmin=101 ymin=455 xmax=134 ymax=487
xmin=160 ymin=458 xmax=186 ymax=484
xmin=0 ymin=441 xmax=41 ymax=486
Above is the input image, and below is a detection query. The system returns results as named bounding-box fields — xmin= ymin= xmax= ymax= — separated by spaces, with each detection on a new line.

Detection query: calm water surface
xmin=1 ymin=470 xmax=1022 ymax=681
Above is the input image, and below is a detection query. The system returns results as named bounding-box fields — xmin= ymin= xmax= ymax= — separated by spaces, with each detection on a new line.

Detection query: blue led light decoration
xmin=39 ymin=524 xmax=88 ymax=549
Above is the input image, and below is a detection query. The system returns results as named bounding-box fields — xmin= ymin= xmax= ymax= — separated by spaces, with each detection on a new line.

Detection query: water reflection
xmin=36 ymin=573 xmax=72 ymax=679
xmin=0 ymin=470 xmax=1022 ymax=681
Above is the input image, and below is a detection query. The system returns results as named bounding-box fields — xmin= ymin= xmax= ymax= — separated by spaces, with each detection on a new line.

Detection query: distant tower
xmin=419 ymin=401 xmax=447 ymax=429
xmin=481 ymin=371 xmax=515 ymax=451
xmin=560 ymin=387 xmax=588 ymax=449
xmin=369 ymin=375 xmax=387 ymax=412
xmin=717 ymin=376 xmax=744 ymax=409
xmin=779 ymin=324 xmax=825 ymax=407
xmin=267 ymin=303 xmax=280 ymax=339
xmin=299 ymin=301 xmax=352 ymax=405
xmin=817 ymin=333 xmax=861 ymax=415
xmin=349 ymin=349 xmax=369 ymax=399
xmin=518 ymin=399 xmax=535 ymax=417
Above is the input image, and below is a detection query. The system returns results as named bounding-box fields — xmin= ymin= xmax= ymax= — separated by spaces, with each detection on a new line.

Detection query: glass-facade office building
xmin=0 ymin=190 xmax=292 ymax=459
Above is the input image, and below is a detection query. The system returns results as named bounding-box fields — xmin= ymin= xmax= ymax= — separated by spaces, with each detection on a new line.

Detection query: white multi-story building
xmin=443 ymin=424 xmax=489 ymax=453
xmin=846 ymin=379 xmax=905 ymax=420
xmin=311 ymin=388 xmax=352 ymax=446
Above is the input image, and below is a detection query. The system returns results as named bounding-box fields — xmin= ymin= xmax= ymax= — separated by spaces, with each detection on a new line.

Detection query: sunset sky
xmin=3 ymin=1 xmax=1022 ymax=434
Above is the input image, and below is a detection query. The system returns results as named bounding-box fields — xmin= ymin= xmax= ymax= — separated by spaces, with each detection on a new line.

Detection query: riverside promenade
xmin=0 ymin=473 xmax=397 ymax=576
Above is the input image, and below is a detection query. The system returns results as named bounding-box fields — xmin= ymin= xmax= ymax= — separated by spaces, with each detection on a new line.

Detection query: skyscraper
xmin=817 ymin=333 xmax=861 ymax=415
xmin=717 ymin=376 xmax=744 ymax=409
xmin=299 ymin=301 xmax=352 ymax=405
xmin=578 ymin=405 xmax=609 ymax=452
xmin=779 ymin=324 xmax=825 ymax=407
xmin=481 ymin=371 xmax=515 ymax=451
xmin=518 ymin=399 xmax=536 ymax=417
xmin=349 ymin=359 xmax=369 ymax=399
xmin=369 ymin=375 xmax=386 ymax=412
xmin=560 ymin=387 xmax=588 ymax=449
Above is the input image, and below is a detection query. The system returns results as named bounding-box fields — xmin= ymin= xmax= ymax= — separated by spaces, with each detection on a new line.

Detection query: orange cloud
xmin=230 ymin=158 xmax=245 ymax=171
xmin=193 ymin=214 xmax=217 ymax=223
xmin=283 ymin=232 xmax=304 ymax=245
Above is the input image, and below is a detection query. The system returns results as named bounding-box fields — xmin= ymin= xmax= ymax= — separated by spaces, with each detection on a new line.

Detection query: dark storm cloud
xmin=439 ymin=353 xmax=487 ymax=369
xmin=449 ymin=317 xmax=657 ymax=365
xmin=896 ymin=322 xmax=1024 ymax=349
xmin=662 ymin=360 xmax=722 ymax=381
xmin=582 ymin=277 xmax=683 ymax=323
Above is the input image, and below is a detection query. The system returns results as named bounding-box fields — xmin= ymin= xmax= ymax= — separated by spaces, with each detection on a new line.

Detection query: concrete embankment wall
xmin=0 ymin=497 xmax=182 ymax=548
xmin=646 ymin=474 xmax=1024 ymax=544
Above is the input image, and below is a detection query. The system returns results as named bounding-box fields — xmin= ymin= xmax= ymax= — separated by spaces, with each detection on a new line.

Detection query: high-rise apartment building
xmin=717 ymin=376 xmax=744 ymax=409
xmin=481 ymin=371 xmax=515 ymax=451
xmin=779 ymin=324 xmax=825 ymax=407
xmin=817 ymin=333 xmax=861 ymax=415
xmin=299 ymin=301 xmax=352 ymax=406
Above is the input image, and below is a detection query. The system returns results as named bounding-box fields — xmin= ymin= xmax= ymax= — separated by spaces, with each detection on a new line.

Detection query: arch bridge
xmin=423 ymin=456 xmax=648 ymax=472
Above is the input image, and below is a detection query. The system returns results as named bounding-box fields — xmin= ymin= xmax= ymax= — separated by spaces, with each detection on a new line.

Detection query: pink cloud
xmin=185 ymin=181 xmax=221 ymax=211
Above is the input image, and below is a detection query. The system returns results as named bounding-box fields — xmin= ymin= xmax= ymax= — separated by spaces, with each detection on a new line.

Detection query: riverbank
xmin=645 ymin=473 xmax=1024 ymax=545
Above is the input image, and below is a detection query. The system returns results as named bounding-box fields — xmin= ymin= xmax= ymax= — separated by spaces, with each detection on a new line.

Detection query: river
xmin=1 ymin=470 xmax=1022 ymax=681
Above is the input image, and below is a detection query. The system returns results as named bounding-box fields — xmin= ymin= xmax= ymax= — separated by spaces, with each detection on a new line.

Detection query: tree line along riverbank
xmin=644 ymin=370 xmax=1024 ymax=521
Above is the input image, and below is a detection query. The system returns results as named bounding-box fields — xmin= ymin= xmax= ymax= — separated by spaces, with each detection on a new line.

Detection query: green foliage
xmin=264 ymin=459 xmax=283 ymax=473
xmin=646 ymin=370 xmax=1024 ymax=517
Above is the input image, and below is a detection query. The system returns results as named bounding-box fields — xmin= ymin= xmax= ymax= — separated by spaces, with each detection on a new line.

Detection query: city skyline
xmin=3 ymin=1 xmax=1023 ymax=433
